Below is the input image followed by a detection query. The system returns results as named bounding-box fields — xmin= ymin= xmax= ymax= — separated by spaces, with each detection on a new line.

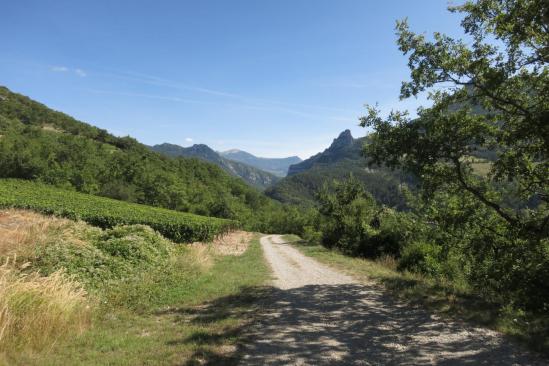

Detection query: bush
xmin=30 ymin=225 xmax=175 ymax=290
xmin=316 ymin=177 xmax=407 ymax=258
xmin=398 ymin=241 xmax=443 ymax=276
xmin=302 ymin=225 xmax=322 ymax=243
xmin=96 ymin=225 xmax=173 ymax=266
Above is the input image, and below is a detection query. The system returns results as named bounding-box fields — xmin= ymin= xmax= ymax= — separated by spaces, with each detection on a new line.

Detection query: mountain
xmin=266 ymin=130 xmax=413 ymax=209
xmin=287 ymin=130 xmax=361 ymax=175
xmin=0 ymin=85 xmax=280 ymax=222
xmin=150 ymin=143 xmax=278 ymax=190
xmin=220 ymin=149 xmax=301 ymax=177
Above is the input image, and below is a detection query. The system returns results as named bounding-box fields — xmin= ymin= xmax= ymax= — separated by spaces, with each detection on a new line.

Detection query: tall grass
xmin=0 ymin=210 xmax=75 ymax=258
xmin=0 ymin=258 xmax=91 ymax=354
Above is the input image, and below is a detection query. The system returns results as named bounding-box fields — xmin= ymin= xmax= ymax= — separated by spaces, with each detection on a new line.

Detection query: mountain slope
xmin=220 ymin=149 xmax=301 ymax=177
xmin=150 ymin=143 xmax=278 ymax=190
xmin=267 ymin=130 xmax=413 ymax=208
xmin=287 ymin=130 xmax=361 ymax=176
xmin=0 ymin=86 xmax=278 ymax=222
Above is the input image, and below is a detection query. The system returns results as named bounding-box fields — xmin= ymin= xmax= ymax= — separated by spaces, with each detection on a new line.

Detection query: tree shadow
xmin=237 ymin=283 xmax=545 ymax=365
xmin=155 ymin=286 xmax=274 ymax=366
xmin=157 ymin=283 xmax=545 ymax=365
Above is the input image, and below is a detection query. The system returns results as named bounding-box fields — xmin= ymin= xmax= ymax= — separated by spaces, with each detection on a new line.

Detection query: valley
xmin=1 ymin=1 xmax=548 ymax=365
xmin=150 ymin=143 xmax=280 ymax=190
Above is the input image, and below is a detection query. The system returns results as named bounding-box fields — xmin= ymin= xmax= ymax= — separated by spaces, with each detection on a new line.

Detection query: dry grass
xmin=376 ymin=254 xmax=398 ymax=271
xmin=0 ymin=210 xmax=93 ymax=361
xmin=190 ymin=231 xmax=254 ymax=258
xmin=0 ymin=258 xmax=91 ymax=355
xmin=185 ymin=243 xmax=216 ymax=270
xmin=0 ymin=209 xmax=90 ymax=260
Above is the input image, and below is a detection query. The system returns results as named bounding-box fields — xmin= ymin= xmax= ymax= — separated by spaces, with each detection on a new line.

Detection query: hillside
xmin=267 ymin=130 xmax=413 ymax=208
xmin=220 ymin=149 xmax=302 ymax=177
xmin=150 ymin=143 xmax=278 ymax=190
xmin=287 ymin=130 xmax=362 ymax=175
xmin=0 ymin=179 xmax=235 ymax=242
xmin=0 ymin=86 xmax=279 ymax=223
xmin=267 ymin=161 xmax=410 ymax=209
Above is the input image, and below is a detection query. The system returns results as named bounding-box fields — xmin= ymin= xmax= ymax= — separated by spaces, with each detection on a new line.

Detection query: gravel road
xmin=239 ymin=235 xmax=546 ymax=365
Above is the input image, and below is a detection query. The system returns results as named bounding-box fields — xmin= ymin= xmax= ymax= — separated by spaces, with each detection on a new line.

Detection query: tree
xmin=360 ymin=0 xmax=548 ymax=311
xmin=361 ymin=0 xmax=548 ymax=239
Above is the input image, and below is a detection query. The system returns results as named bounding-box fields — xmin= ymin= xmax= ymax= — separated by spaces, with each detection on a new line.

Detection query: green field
xmin=0 ymin=179 xmax=237 ymax=242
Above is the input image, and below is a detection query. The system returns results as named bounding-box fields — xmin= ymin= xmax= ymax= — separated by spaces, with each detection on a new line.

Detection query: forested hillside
xmin=0 ymin=86 xmax=300 ymax=231
xmin=150 ymin=143 xmax=278 ymax=189
xmin=267 ymin=130 xmax=413 ymax=208
xmin=267 ymin=161 xmax=411 ymax=209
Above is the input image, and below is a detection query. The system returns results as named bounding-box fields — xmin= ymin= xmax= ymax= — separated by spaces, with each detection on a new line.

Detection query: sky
xmin=1 ymin=0 xmax=466 ymax=159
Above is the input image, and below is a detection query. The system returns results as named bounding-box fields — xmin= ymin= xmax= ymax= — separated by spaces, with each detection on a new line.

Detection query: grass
xmin=283 ymin=235 xmax=549 ymax=356
xmin=31 ymin=235 xmax=270 ymax=366
xmin=1 ymin=209 xmax=270 ymax=365
xmin=0 ymin=263 xmax=91 ymax=359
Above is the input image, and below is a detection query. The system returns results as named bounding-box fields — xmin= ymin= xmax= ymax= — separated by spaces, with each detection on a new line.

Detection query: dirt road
xmin=239 ymin=235 xmax=545 ymax=365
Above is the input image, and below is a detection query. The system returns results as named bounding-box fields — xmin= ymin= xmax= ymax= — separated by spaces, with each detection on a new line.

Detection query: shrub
xmin=30 ymin=225 xmax=175 ymax=290
xmin=302 ymin=225 xmax=322 ymax=243
xmin=96 ymin=225 xmax=173 ymax=266
xmin=398 ymin=241 xmax=443 ymax=276
xmin=32 ymin=239 xmax=120 ymax=289
xmin=316 ymin=177 xmax=407 ymax=258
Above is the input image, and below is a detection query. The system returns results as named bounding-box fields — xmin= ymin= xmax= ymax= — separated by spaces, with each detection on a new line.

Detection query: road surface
xmin=239 ymin=235 xmax=545 ymax=365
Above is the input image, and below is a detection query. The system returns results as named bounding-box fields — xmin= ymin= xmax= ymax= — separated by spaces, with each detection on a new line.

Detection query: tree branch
xmin=453 ymin=158 xmax=520 ymax=227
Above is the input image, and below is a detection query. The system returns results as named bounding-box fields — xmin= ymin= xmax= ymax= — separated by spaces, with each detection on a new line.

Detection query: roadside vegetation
xmin=0 ymin=209 xmax=269 ymax=365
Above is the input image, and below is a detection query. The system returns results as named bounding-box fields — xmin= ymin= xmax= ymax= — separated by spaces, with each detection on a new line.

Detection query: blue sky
xmin=1 ymin=0 xmax=465 ymax=159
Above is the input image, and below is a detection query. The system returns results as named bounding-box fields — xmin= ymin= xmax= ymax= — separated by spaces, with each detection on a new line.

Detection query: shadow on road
xmin=159 ymin=283 xmax=544 ymax=366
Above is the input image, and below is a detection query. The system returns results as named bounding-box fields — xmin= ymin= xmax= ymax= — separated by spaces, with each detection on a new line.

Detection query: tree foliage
xmin=360 ymin=0 xmax=548 ymax=312
xmin=315 ymin=176 xmax=405 ymax=258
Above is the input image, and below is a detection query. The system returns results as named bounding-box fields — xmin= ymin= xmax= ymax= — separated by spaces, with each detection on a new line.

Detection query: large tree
xmin=361 ymin=0 xmax=548 ymax=239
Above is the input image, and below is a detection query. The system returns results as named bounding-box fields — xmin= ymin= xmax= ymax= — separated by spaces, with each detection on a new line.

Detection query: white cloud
xmin=50 ymin=66 xmax=87 ymax=77
xmin=185 ymin=137 xmax=193 ymax=143
xmin=51 ymin=66 xmax=69 ymax=72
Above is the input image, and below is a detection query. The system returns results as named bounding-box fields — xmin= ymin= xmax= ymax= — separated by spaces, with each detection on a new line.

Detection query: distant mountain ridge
xmin=151 ymin=143 xmax=278 ymax=190
xmin=220 ymin=149 xmax=301 ymax=177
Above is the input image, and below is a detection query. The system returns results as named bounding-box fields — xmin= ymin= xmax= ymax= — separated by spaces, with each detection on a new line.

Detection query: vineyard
xmin=0 ymin=179 xmax=237 ymax=242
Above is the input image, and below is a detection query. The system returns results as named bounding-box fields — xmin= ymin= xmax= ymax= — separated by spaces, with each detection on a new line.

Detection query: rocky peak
xmin=287 ymin=130 xmax=359 ymax=176
xmin=330 ymin=129 xmax=354 ymax=150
